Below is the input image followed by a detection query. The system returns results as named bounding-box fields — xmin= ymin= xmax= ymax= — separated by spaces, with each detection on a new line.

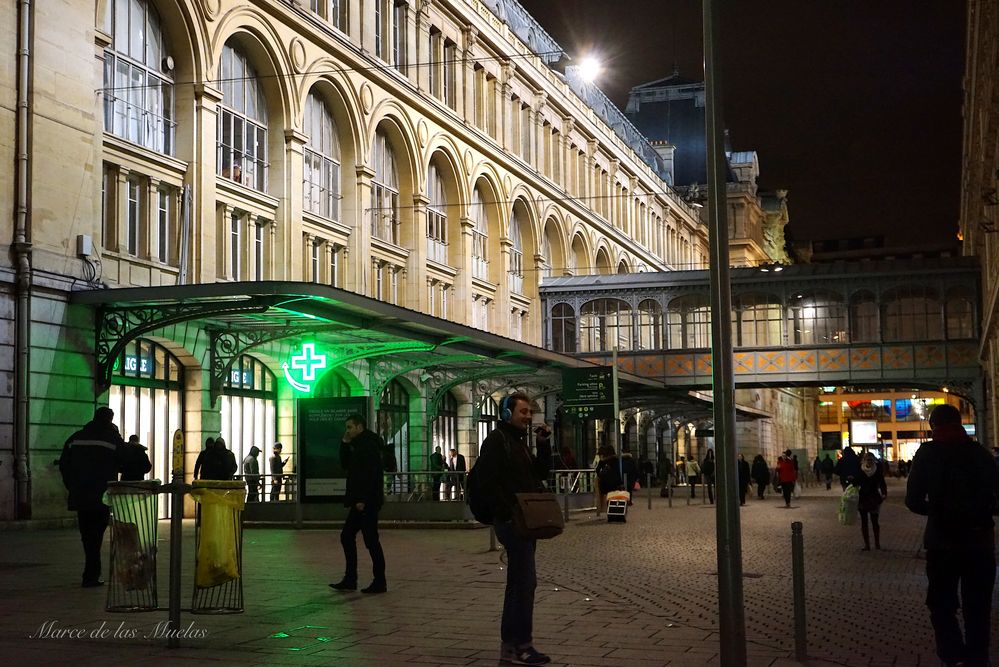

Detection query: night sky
xmin=517 ymin=0 xmax=966 ymax=249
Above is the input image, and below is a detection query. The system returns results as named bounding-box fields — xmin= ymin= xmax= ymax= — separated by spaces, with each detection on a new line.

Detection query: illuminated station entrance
xmin=73 ymin=282 xmax=669 ymax=519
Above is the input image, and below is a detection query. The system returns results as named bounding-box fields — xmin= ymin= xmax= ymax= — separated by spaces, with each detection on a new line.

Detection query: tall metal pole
xmin=702 ymin=0 xmax=747 ymax=664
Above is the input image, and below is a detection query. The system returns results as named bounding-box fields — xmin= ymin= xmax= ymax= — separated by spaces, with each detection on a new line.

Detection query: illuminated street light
xmin=578 ymin=56 xmax=602 ymax=83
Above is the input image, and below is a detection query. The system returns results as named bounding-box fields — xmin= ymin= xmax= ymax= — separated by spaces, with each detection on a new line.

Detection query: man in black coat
xmin=476 ymin=392 xmax=552 ymax=666
xmin=330 ymin=413 xmax=386 ymax=594
xmin=447 ymin=447 xmax=467 ymax=500
xmin=119 ymin=435 xmax=152 ymax=481
xmin=905 ymin=404 xmax=998 ymax=667
xmin=59 ymin=407 xmax=125 ymax=587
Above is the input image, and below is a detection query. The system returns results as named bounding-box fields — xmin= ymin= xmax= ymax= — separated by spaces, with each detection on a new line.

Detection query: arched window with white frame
xmin=217 ymin=43 xmax=267 ymax=191
xmin=426 ymin=164 xmax=448 ymax=264
xmin=508 ymin=208 xmax=525 ymax=294
xmin=470 ymin=187 xmax=488 ymax=279
xmin=371 ymin=130 xmax=399 ymax=244
xmin=303 ymin=93 xmax=341 ymax=221
xmin=102 ymin=0 xmax=175 ymax=154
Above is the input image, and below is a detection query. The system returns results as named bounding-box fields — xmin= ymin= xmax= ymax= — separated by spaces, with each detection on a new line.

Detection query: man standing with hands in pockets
xmin=329 ymin=414 xmax=387 ymax=594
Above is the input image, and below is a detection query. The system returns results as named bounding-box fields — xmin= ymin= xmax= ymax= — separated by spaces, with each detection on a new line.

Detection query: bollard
xmin=647 ymin=473 xmax=652 ymax=510
xmin=562 ymin=473 xmax=570 ymax=522
xmin=791 ymin=521 xmax=807 ymax=661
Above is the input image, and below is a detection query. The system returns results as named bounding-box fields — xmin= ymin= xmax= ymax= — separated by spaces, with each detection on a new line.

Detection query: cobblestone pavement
xmin=1 ymin=478 xmax=996 ymax=666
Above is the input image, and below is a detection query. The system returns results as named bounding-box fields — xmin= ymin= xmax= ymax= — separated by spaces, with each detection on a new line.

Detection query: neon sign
xmin=282 ymin=343 xmax=327 ymax=393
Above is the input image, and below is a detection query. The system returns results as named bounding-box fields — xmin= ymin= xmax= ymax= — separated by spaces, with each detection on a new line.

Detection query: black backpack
xmin=466 ymin=432 xmax=513 ymax=525
xmin=935 ymin=444 xmax=997 ymax=529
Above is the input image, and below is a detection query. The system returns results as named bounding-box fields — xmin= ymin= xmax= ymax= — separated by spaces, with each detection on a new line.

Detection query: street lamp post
xmin=702 ymin=0 xmax=748 ymax=664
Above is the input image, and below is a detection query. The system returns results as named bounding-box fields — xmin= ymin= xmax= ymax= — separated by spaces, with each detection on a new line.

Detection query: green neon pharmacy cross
xmin=282 ymin=343 xmax=327 ymax=393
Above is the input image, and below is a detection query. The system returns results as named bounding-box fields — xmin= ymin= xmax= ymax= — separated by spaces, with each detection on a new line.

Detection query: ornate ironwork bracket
xmin=371 ymin=355 xmax=483 ymax=404
xmin=427 ymin=365 xmax=535 ymax=421
xmin=208 ymin=325 xmax=327 ymax=405
xmin=95 ymin=301 xmax=269 ymax=394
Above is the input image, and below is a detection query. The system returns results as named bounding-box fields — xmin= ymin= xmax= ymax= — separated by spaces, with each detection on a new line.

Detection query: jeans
xmin=339 ymin=506 xmax=386 ymax=584
xmin=493 ymin=520 xmax=537 ymax=648
xmin=926 ymin=548 xmax=996 ymax=666
xmin=78 ymin=506 xmax=110 ymax=583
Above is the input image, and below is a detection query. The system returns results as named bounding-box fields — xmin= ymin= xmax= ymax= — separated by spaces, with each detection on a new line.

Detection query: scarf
xmin=860 ymin=460 xmax=877 ymax=477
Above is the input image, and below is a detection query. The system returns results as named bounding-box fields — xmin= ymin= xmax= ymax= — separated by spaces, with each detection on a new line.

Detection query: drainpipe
xmin=13 ymin=0 xmax=33 ymax=519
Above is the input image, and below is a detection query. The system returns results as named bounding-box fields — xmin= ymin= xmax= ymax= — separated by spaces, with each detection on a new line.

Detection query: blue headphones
xmin=500 ymin=395 xmax=514 ymax=422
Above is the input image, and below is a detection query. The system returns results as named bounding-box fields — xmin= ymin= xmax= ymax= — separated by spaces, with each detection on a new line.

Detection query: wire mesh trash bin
xmin=190 ymin=480 xmax=246 ymax=614
xmin=106 ymin=480 xmax=162 ymax=612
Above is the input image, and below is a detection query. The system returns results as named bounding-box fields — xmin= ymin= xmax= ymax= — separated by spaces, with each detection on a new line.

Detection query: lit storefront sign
xmin=282 ymin=343 xmax=327 ymax=393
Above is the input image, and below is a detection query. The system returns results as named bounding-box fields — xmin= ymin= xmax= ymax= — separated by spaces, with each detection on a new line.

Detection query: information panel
xmin=562 ymin=366 xmax=613 ymax=419
xmin=298 ymin=396 xmax=370 ymax=502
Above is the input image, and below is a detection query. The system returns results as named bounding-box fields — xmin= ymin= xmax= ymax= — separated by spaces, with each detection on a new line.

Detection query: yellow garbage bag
xmin=191 ymin=482 xmax=246 ymax=589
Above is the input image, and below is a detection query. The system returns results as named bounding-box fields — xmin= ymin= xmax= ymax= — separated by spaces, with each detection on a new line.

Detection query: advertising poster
xmin=298 ymin=396 xmax=369 ymax=502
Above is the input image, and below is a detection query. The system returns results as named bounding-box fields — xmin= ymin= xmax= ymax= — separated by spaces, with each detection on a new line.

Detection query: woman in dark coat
xmin=853 ymin=451 xmax=887 ymax=550
xmin=701 ymin=449 xmax=716 ymax=504
xmin=750 ymin=454 xmax=770 ymax=500
xmin=737 ymin=454 xmax=751 ymax=505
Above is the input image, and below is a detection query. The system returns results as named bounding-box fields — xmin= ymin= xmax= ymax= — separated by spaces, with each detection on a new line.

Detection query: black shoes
xmin=361 ymin=581 xmax=387 ymax=594
xmin=81 ymin=579 xmax=104 ymax=588
xmin=329 ymin=579 xmax=357 ymax=591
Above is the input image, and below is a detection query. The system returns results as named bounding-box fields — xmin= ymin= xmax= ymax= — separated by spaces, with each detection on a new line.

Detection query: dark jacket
xmin=596 ymin=456 xmax=624 ymax=493
xmin=198 ymin=446 xmax=237 ymax=480
xmin=476 ymin=421 xmax=552 ymax=524
xmin=905 ymin=425 xmax=998 ymax=551
xmin=701 ymin=453 xmax=716 ymax=480
xmin=738 ymin=458 xmax=751 ymax=488
xmin=119 ymin=442 xmax=152 ymax=481
xmin=59 ymin=419 xmax=126 ymax=511
xmin=620 ymin=454 xmax=639 ymax=491
xmin=852 ymin=464 xmax=887 ymax=513
xmin=834 ymin=448 xmax=861 ymax=483
xmin=340 ymin=428 xmax=385 ymax=511
xmin=751 ymin=456 xmax=771 ymax=484
xmin=820 ymin=456 xmax=835 ymax=475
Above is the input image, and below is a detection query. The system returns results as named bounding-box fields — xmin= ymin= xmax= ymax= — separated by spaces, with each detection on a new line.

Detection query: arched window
xmin=734 ymin=294 xmax=782 ymax=347
xmin=637 ymin=299 xmax=663 ymax=350
xmin=945 ymin=287 xmax=975 ymax=340
xmin=788 ymin=291 xmax=847 ymax=345
xmin=477 ymin=396 xmax=499 ymax=447
xmin=426 ymin=164 xmax=448 ymax=263
xmin=218 ymin=43 xmax=267 ymax=190
xmin=882 ymin=286 xmax=943 ymax=342
xmin=850 ymin=291 xmax=879 ymax=343
xmin=470 ymin=187 xmax=488 ymax=279
xmin=540 ymin=230 xmax=552 ymax=279
xmin=303 ymin=93 xmax=340 ymax=221
xmin=431 ymin=391 xmax=458 ymax=475
xmin=508 ymin=208 xmax=525 ymax=294
xmin=551 ymin=302 xmax=577 ymax=352
xmin=108 ymin=338 xmax=184 ymax=516
xmin=102 ymin=0 xmax=175 ymax=154
xmin=378 ymin=379 xmax=409 ymax=475
xmin=580 ymin=299 xmax=632 ymax=352
xmin=371 ymin=129 xmax=399 ymax=243
xmin=667 ymin=295 xmax=711 ymax=349
xmin=220 ymin=355 xmax=277 ymax=500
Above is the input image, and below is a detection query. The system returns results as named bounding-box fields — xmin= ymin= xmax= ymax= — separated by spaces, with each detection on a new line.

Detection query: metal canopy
xmin=71 ymin=281 xmax=666 ymax=405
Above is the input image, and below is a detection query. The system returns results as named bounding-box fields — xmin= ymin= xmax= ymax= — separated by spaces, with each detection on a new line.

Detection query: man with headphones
xmin=475 ymin=392 xmax=553 ymax=665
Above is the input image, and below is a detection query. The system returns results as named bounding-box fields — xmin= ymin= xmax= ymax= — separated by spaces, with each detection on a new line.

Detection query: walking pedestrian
xmin=776 ymin=450 xmax=797 ymax=508
xmin=737 ymin=453 xmax=751 ymax=505
xmin=330 ymin=413 xmax=387 ymax=594
xmin=701 ymin=449 xmax=716 ymax=504
xmin=594 ymin=445 xmax=623 ymax=513
xmin=820 ymin=454 xmax=835 ymax=490
xmin=474 ymin=392 xmax=553 ymax=665
xmin=751 ymin=454 xmax=770 ymax=500
xmin=198 ymin=436 xmax=237 ymax=480
xmin=854 ymin=452 xmax=887 ymax=550
xmin=684 ymin=456 xmax=700 ymax=498
xmin=429 ymin=445 xmax=445 ymax=501
xmin=905 ymin=404 xmax=998 ymax=667
xmin=59 ymin=407 xmax=125 ymax=587
xmin=193 ymin=436 xmax=214 ymax=480
xmin=812 ymin=455 xmax=822 ymax=484
xmin=834 ymin=446 xmax=860 ymax=490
